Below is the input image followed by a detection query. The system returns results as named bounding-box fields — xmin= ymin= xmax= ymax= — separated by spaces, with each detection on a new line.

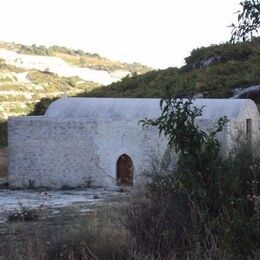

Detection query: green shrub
xmin=85 ymin=37 xmax=260 ymax=103
xmin=29 ymin=97 xmax=58 ymax=116
xmin=124 ymin=98 xmax=260 ymax=259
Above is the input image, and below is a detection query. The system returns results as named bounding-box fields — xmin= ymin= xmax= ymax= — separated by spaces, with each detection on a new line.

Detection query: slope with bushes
xmin=0 ymin=42 xmax=151 ymax=120
xmin=1 ymin=38 xmax=260 ymax=148
xmin=29 ymin=37 xmax=260 ymax=118
xmin=0 ymin=42 xmax=151 ymax=74
xmin=83 ymin=37 xmax=260 ymax=101
xmin=125 ymin=99 xmax=260 ymax=259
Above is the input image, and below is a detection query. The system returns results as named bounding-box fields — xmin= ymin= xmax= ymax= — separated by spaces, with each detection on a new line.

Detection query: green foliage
xmin=27 ymin=71 xmax=71 ymax=92
xmin=10 ymin=42 xmax=151 ymax=74
xmin=19 ymin=44 xmax=52 ymax=56
xmin=29 ymin=97 xmax=58 ymax=116
xmin=48 ymin=45 xmax=101 ymax=58
xmin=185 ymin=38 xmax=260 ymax=69
xmin=18 ymin=43 xmax=98 ymax=57
xmin=231 ymin=0 xmax=260 ymax=42
xmin=143 ymin=99 xmax=228 ymax=206
xmin=85 ymin=37 xmax=260 ymax=101
xmin=136 ymin=99 xmax=259 ymax=258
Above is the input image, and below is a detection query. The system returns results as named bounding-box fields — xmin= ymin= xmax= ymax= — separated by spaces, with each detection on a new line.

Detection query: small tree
xmin=143 ymin=98 xmax=228 ymax=214
xmin=136 ymin=98 xmax=259 ymax=258
xmin=231 ymin=0 xmax=260 ymax=42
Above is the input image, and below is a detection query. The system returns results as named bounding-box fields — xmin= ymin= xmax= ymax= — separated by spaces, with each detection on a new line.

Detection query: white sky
xmin=0 ymin=0 xmax=241 ymax=69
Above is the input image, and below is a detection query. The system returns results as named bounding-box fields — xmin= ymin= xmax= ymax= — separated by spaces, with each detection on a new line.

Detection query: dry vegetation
xmin=0 ymin=41 xmax=151 ymax=74
xmin=0 ymin=204 xmax=131 ymax=260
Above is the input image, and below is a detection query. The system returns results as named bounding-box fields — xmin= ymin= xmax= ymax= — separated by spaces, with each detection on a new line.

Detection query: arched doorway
xmin=116 ymin=154 xmax=133 ymax=186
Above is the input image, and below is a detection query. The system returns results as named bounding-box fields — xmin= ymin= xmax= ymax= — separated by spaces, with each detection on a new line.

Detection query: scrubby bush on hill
xmin=19 ymin=44 xmax=52 ymax=56
xmin=13 ymin=37 xmax=260 ymax=117
xmin=29 ymin=97 xmax=58 ymax=116
xmin=85 ymin=37 xmax=260 ymax=99
xmin=184 ymin=38 xmax=260 ymax=70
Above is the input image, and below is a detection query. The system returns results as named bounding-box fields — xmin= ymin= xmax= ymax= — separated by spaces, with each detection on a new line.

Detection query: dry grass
xmin=0 ymin=203 xmax=131 ymax=260
xmin=47 ymin=206 xmax=130 ymax=260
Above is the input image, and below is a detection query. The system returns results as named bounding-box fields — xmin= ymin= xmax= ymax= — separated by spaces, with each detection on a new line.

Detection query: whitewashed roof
xmin=44 ymin=97 xmax=252 ymax=120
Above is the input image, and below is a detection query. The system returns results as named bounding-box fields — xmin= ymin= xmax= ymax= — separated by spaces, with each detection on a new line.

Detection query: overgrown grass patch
xmin=47 ymin=206 xmax=130 ymax=260
xmin=0 ymin=204 xmax=131 ymax=260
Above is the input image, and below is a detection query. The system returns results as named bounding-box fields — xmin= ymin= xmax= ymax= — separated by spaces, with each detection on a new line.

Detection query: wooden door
xmin=116 ymin=154 xmax=133 ymax=186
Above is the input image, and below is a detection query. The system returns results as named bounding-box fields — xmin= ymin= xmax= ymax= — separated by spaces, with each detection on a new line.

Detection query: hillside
xmin=30 ymin=37 xmax=260 ymax=117
xmin=1 ymin=39 xmax=260 ymax=148
xmin=0 ymin=42 xmax=151 ymax=148
xmin=0 ymin=42 xmax=151 ymax=119
xmin=81 ymin=37 xmax=260 ymax=100
xmin=0 ymin=42 xmax=150 ymax=74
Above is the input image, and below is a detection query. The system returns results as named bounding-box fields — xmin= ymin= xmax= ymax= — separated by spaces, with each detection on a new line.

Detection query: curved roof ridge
xmin=44 ymin=97 xmax=247 ymax=120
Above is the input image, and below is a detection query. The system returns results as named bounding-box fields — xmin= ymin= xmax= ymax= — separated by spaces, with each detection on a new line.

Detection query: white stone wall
xmin=225 ymin=99 xmax=260 ymax=152
xmin=8 ymin=116 xmax=167 ymax=189
xmin=8 ymin=99 xmax=260 ymax=189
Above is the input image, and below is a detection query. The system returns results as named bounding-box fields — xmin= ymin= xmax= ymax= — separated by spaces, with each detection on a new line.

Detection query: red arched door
xmin=116 ymin=154 xmax=133 ymax=186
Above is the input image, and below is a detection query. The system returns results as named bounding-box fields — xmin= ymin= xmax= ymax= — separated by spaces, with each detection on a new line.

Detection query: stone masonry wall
xmin=9 ymin=117 xmax=99 ymax=188
xmin=8 ymin=100 xmax=259 ymax=189
xmin=8 ymin=116 xmax=167 ymax=188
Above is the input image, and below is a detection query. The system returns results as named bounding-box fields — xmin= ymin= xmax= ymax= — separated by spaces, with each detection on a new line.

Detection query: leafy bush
xmin=124 ymin=98 xmax=260 ymax=259
xmin=29 ymin=97 xmax=58 ymax=116
xmin=184 ymin=38 xmax=260 ymax=69
xmin=19 ymin=44 xmax=52 ymax=56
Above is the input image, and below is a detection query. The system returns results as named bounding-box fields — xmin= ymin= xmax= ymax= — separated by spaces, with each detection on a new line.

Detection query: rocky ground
xmin=0 ymin=188 xmax=128 ymax=223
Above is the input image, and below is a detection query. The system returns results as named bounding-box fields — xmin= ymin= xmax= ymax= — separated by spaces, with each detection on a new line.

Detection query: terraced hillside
xmin=0 ymin=59 xmax=98 ymax=119
xmin=0 ymin=42 xmax=151 ymax=148
xmin=0 ymin=42 xmax=150 ymax=74
xmin=0 ymin=42 xmax=151 ymax=119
